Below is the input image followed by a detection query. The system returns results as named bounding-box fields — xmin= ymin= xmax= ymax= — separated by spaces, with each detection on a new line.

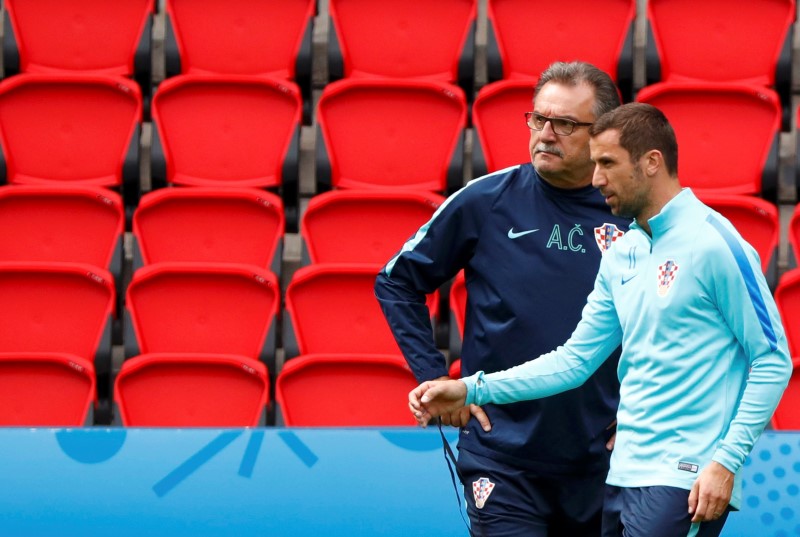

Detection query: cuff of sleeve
xmin=711 ymin=444 xmax=744 ymax=474
xmin=462 ymin=371 xmax=485 ymax=406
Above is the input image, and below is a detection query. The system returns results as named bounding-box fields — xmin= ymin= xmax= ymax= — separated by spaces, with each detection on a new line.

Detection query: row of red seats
xmin=2 ymin=0 xmax=793 ymax=112
xmin=0 ymin=73 xmax=789 ymax=226
xmin=0 ymin=184 xmax=447 ymax=427
xmin=0 ymin=259 xmax=427 ymax=428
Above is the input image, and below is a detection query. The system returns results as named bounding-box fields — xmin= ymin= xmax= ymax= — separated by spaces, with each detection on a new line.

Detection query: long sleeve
xmin=375 ymin=183 xmax=487 ymax=382
xmin=463 ymin=260 xmax=623 ymax=405
xmin=702 ymin=217 xmax=793 ymax=474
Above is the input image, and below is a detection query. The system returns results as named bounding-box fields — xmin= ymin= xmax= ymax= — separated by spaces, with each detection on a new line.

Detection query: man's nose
xmin=539 ymin=119 xmax=558 ymax=141
xmin=592 ymin=167 xmax=605 ymax=188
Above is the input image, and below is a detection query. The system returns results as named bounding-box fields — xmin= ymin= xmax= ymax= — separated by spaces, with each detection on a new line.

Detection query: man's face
xmin=529 ymin=81 xmax=597 ymax=188
xmin=590 ymin=129 xmax=649 ymax=219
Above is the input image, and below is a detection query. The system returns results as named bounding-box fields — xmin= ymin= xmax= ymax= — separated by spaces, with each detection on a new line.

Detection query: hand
xmin=606 ymin=431 xmax=616 ymax=451
xmin=408 ymin=379 xmax=469 ymax=427
xmin=688 ymin=461 xmax=734 ymax=523
xmin=429 ymin=376 xmax=491 ymax=431
xmin=606 ymin=419 xmax=617 ymax=451
xmin=439 ymin=404 xmax=492 ymax=432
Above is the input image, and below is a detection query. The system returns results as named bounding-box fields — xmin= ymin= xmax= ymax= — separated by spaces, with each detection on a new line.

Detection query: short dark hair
xmin=589 ymin=102 xmax=679 ymax=176
xmin=534 ymin=61 xmax=621 ymax=120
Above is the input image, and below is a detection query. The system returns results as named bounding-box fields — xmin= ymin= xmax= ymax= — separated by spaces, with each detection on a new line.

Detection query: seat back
xmin=115 ymin=352 xmax=269 ymax=427
xmin=3 ymin=0 xmax=154 ymax=77
xmin=646 ymin=0 xmax=794 ymax=86
xmin=450 ymin=271 xmax=467 ymax=339
xmin=164 ymin=0 xmax=315 ymax=79
xmin=787 ymin=202 xmax=800 ymax=267
xmin=486 ymin=0 xmax=635 ymax=87
xmin=328 ymin=0 xmax=476 ymax=83
xmin=0 ymin=74 xmax=142 ymax=187
xmin=771 ymin=367 xmax=800 ymax=430
xmin=0 ymin=262 xmax=115 ymax=360
xmin=300 ymin=189 xmax=444 ymax=264
xmin=151 ymin=74 xmax=301 ymax=189
xmin=696 ymin=193 xmax=780 ymax=288
xmin=316 ymin=78 xmax=467 ymax=193
xmin=0 ymin=352 xmax=95 ymax=426
xmin=0 ymin=185 xmax=124 ymax=278
xmin=636 ymin=82 xmax=781 ymax=199
xmin=125 ymin=263 xmax=280 ymax=365
xmin=774 ymin=268 xmax=800 ymax=369
xmin=447 ymin=270 xmax=467 ymax=370
xmin=133 ymin=187 xmax=284 ymax=274
xmin=471 ymin=79 xmax=535 ymax=177
xmin=276 ymin=353 xmax=418 ymax=426
xmin=284 ymin=263 xmax=439 ymax=357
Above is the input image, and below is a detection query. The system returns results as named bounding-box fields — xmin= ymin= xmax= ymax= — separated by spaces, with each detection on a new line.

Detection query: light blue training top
xmin=463 ymin=189 xmax=793 ymax=509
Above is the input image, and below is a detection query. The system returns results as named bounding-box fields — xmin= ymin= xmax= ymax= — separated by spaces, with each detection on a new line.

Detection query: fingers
xmin=408 ymin=383 xmax=425 ymax=411
xmin=605 ymin=420 xmax=617 ymax=451
xmin=605 ymin=431 xmax=616 ymax=451
xmin=408 ymin=382 xmax=434 ymax=427
xmin=687 ymin=480 xmax=699 ymax=518
xmin=408 ymin=400 xmax=430 ymax=427
xmin=419 ymin=383 xmax=441 ymax=404
xmin=442 ymin=407 xmax=470 ymax=428
xmin=688 ymin=480 xmax=728 ymax=523
xmin=469 ymin=404 xmax=492 ymax=432
xmin=691 ymin=501 xmax=727 ymax=523
xmin=408 ymin=379 xmax=469 ymax=425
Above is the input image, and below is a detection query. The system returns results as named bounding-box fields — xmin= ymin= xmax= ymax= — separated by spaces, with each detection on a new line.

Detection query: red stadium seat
xmin=114 ymin=352 xmax=269 ymax=427
xmin=471 ymin=79 xmax=536 ymax=177
xmin=696 ymin=193 xmax=780 ymax=289
xmin=0 ymin=262 xmax=115 ymax=412
xmin=162 ymin=0 xmax=315 ymax=120
xmin=163 ymin=0 xmax=314 ymax=79
xmin=0 ymin=185 xmax=125 ymax=281
xmin=2 ymin=0 xmax=154 ymax=87
xmin=0 ymin=352 xmax=96 ymax=426
xmin=327 ymin=0 xmax=476 ymax=93
xmin=316 ymin=78 xmax=468 ymax=194
xmin=771 ymin=366 xmax=800 ymax=430
xmin=636 ymin=82 xmax=781 ymax=201
xmin=150 ymin=74 xmax=302 ymax=229
xmin=283 ymin=263 xmax=439 ymax=358
xmin=132 ymin=187 xmax=284 ymax=275
xmin=774 ymin=268 xmax=800 ymax=369
xmin=124 ymin=263 xmax=280 ymax=375
xmin=645 ymin=0 xmax=794 ymax=127
xmin=0 ymin=74 xmax=142 ymax=214
xmin=300 ymin=189 xmax=444 ymax=265
xmin=448 ymin=359 xmax=462 ymax=380
xmin=276 ymin=353 xmax=418 ymax=426
xmin=486 ymin=0 xmax=635 ymax=99
xmin=448 ymin=271 xmax=467 ymax=366
xmin=788 ymin=202 xmax=800 ymax=267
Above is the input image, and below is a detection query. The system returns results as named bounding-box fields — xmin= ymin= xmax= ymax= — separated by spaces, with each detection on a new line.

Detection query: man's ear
xmin=643 ymin=149 xmax=662 ymax=177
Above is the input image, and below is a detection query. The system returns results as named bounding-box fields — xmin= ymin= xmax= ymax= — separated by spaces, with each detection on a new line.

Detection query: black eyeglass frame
xmin=524 ymin=111 xmax=593 ymax=136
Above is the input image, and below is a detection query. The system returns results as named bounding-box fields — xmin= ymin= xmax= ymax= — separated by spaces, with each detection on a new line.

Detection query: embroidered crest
xmin=657 ymin=259 xmax=679 ymax=297
xmin=472 ymin=477 xmax=495 ymax=509
xmin=594 ymin=223 xmax=625 ymax=253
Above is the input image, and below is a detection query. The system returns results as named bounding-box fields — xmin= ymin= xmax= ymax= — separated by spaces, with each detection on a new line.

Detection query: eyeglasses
xmin=524 ymin=112 xmax=593 ymax=136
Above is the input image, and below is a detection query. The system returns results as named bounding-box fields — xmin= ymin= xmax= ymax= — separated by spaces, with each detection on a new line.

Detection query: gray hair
xmin=534 ymin=61 xmax=621 ymax=120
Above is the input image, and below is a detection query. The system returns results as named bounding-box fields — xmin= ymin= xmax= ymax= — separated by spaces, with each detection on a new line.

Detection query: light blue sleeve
xmin=463 ymin=260 xmax=623 ymax=406
xmin=703 ymin=218 xmax=793 ymax=473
